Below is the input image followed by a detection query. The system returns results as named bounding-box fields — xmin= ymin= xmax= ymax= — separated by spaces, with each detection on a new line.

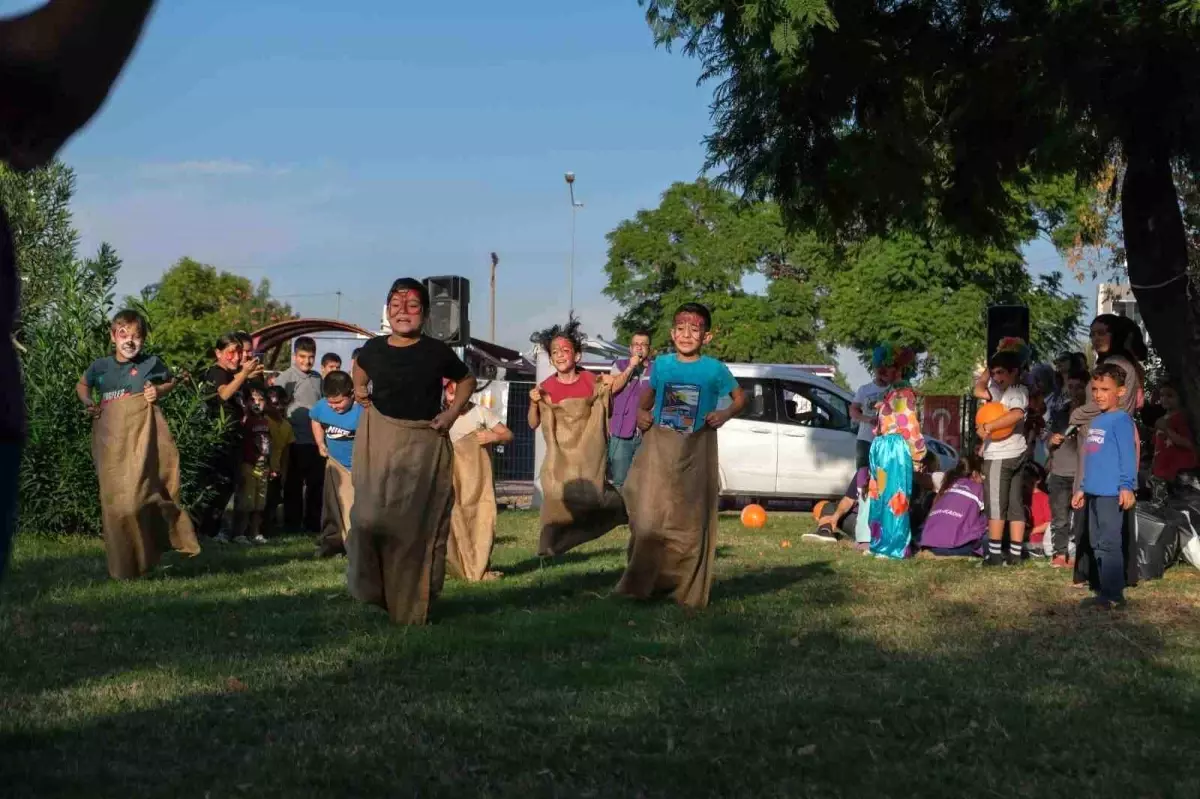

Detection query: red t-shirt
xmin=1154 ymin=411 xmax=1198 ymax=481
xmin=1030 ymin=489 xmax=1051 ymax=544
xmin=540 ymin=371 xmax=596 ymax=404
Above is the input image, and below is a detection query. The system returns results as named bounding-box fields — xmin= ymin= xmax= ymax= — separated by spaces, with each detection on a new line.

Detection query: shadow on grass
xmin=501 ymin=547 xmax=626 ymax=577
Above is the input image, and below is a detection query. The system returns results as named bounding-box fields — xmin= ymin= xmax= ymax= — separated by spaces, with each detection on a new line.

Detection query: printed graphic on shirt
xmin=660 ymin=383 xmax=701 ymax=432
xmin=1086 ymin=427 xmax=1106 ymax=454
xmin=245 ymin=418 xmax=271 ymax=466
xmin=323 ymin=424 xmax=355 ymax=442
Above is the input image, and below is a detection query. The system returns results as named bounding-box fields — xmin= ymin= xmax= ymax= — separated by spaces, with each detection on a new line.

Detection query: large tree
xmin=603 ymin=179 xmax=833 ymax=364
xmin=642 ymin=1 xmax=1200 ymax=429
xmin=132 ymin=258 xmax=294 ymax=372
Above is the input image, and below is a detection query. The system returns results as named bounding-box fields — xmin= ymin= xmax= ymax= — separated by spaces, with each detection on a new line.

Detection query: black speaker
xmin=424 ymin=276 xmax=470 ymax=346
xmin=986 ymin=304 xmax=1030 ymax=361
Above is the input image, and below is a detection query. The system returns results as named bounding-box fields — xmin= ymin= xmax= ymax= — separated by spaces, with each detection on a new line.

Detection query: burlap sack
xmin=318 ymin=457 xmax=354 ymax=554
xmin=348 ymin=407 xmax=453 ymax=624
xmin=616 ymin=426 xmax=719 ymax=608
xmin=537 ymin=385 xmax=627 ymax=556
xmin=91 ymin=396 xmax=200 ymax=579
xmin=448 ymin=432 xmax=497 ymax=581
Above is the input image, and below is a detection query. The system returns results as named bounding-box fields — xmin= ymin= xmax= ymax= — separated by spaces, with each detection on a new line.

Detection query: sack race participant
xmin=528 ymin=316 xmax=627 ymax=556
xmin=349 ymin=278 xmax=475 ymax=624
xmin=616 ymin=303 xmax=745 ymax=608
xmin=0 ymin=1 xmax=160 ymax=581
xmin=311 ymin=370 xmax=362 ymax=558
xmin=866 ymin=345 xmax=926 ymax=559
xmin=78 ymin=310 xmax=199 ymax=578
xmin=446 ymin=380 xmax=512 ymax=581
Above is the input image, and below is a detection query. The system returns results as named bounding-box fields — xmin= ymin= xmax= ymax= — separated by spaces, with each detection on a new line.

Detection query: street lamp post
xmin=565 ymin=172 xmax=583 ymax=317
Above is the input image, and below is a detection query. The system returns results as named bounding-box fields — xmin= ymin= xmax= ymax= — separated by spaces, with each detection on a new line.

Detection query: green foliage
xmin=130 ymin=257 xmax=294 ymax=373
xmin=603 ymin=180 xmax=833 ymax=364
xmin=13 ymin=163 xmax=229 ymax=536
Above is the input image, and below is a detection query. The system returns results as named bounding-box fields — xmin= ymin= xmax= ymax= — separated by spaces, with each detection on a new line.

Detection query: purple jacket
xmin=920 ymin=478 xmax=986 ymax=550
xmin=609 ymin=358 xmax=652 ymax=439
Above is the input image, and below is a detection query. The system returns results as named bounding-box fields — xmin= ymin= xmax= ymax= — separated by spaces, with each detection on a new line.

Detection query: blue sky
xmin=4 ymin=0 xmax=1101 ymax=387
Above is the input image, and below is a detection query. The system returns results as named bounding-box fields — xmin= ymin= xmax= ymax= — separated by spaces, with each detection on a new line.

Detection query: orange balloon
xmin=741 ymin=504 xmax=767 ymax=528
xmin=812 ymin=500 xmax=831 ymax=521
xmin=976 ymin=401 xmax=1014 ymax=441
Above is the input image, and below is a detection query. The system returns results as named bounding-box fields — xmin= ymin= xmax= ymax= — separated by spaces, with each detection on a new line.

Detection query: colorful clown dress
xmin=867 ymin=386 xmax=926 ymax=559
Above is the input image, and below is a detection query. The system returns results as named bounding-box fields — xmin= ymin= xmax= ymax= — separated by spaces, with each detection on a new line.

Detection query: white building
xmin=1096 ymin=282 xmax=1144 ymax=332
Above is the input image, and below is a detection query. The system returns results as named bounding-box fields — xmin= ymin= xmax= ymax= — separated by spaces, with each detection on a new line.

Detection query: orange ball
xmin=741 ymin=504 xmax=767 ymax=528
xmin=975 ymin=401 xmax=1014 ymax=441
xmin=812 ymin=500 xmax=830 ymax=521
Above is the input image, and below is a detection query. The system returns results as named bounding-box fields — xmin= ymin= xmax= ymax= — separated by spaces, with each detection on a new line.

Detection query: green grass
xmin=3 ymin=512 xmax=1200 ymax=798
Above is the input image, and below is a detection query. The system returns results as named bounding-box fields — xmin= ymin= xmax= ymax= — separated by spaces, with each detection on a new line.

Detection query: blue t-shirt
xmin=1081 ymin=410 xmax=1137 ymax=497
xmin=309 ymin=399 xmax=362 ymax=470
xmin=649 ymin=353 xmax=738 ymax=433
xmin=84 ymin=354 xmax=172 ymax=406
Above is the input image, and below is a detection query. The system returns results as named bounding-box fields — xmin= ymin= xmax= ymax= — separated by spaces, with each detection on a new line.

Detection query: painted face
xmin=443 ymin=381 xmax=457 ymax=404
xmin=327 ymin=394 xmax=353 ymax=413
xmin=990 ymin=366 xmax=1017 ymax=390
xmin=550 ymin=336 xmax=578 ymax=374
xmin=630 ymin=334 xmax=651 ymax=360
xmin=1091 ymin=375 xmax=1124 ymax=412
xmin=266 ymin=392 xmax=286 ymax=416
xmin=1090 ymin=322 xmax=1113 ymax=356
xmin=294 ymin=349 xmax=315 ymax=373
xmin=671 ymin=312 xmax=709 ymax=356
xmin=388 ymin=290 xmax=425 ymax=336
xmin=217 ymin=343 xmax=242 ymax=371
xmin=247 ymin=391 xmax=266 ymax=415
xmin=111 ymin=323 xmax=144 ymax=361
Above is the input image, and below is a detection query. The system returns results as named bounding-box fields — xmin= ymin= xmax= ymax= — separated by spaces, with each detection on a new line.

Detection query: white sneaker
xmin=213 ymin=533 xmax=231 ymax=545
xmin=250 ymin=534 xmax=268 ymax=545
xmin=233 ymin=535 xmax=252 ymax=546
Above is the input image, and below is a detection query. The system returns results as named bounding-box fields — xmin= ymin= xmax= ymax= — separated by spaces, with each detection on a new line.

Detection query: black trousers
xmin=284 ymin=443 xmax=326 ymax=532
xmin=1047 ymin=474 xmax=1083 ymax=556
xmin=199 ymin=441 xmax=240 ymax=537
xmin=263 ymin=474 xmax=284 ymax=535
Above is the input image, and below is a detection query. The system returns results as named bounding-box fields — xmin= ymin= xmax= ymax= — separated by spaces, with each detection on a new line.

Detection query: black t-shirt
xmin=205 ymin=365 xmax=244 ymax=418
xmin=358 ymin=335 xmax=469 ymax=421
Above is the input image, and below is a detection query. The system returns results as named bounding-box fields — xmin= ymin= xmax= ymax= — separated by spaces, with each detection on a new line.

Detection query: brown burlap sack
xmin=615 ymin=426 xmax=719 ymax=608
xmin=318 ymin=457 xmax=354 ymax=555
xmin=537 ymin=385 xmax=627 ymax=556
xmin=348 ymin=407 xmax=453 ymax=624
xmin=91 ymin=396 xmax=200 ymax=579
xmin=448 ymin=432 xmax=497 ymax=581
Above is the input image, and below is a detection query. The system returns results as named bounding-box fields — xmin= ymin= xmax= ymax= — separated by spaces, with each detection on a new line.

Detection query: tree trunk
xmin=1121 ymin=138 xmax=1200 ymax=446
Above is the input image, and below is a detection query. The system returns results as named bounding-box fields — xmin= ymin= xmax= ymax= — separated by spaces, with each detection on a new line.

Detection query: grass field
xmin=3 ymin=510 xmax=1200 ymax=798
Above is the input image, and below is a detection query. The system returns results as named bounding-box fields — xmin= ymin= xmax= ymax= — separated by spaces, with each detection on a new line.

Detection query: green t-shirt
xmin=84 ymin=354 xmax=172 ymax=406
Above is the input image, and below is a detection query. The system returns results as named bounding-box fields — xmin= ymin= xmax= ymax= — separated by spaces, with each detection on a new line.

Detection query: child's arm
xmin=311 ymin=420 xmax=328 ymax=459
xmin=352 ymin=361 xmax=371 ymax=407
xmin=433 ymin=374 xmax=476 ymax=433
xmin=527 ymin=385 xmax=544 ymax=430
xmin=705 ymin=387 xmax=747 ymax=430
xmin=972 ymin=372 xmax=992 ymax=401
xmin=75 ymin=372 xmax=100 ymax=417
xmin=480 ymin=422 xmax=514 ymax=446
xmin=1117 ymin=415 xmax=1138 ymax=509
xmin=979 ymin=408 xmax=1026 ymax=439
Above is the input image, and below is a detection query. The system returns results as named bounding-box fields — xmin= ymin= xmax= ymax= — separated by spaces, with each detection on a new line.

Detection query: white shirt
xmin=852 ymin=381 xmax=889 ymax=442
xmin=982 ymin=381 xmax=1029 ymax=461
xmin=449 ymin=404 xmax=502 ymax=443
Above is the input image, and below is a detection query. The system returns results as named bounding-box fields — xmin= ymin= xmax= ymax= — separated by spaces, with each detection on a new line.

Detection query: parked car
xmin=715 ymin=364 xmax=959 ymax=501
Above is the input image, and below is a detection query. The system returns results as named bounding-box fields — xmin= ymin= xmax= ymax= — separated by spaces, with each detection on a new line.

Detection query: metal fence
xmin=492 ymin=380 xmax=536 ymax=482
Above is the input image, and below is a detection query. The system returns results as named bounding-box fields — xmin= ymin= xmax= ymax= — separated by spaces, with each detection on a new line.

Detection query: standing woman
xmin=1070 ymin=314 xmax=1147 ymax=590
xmin=350 ymin=278 xmax=476 ymax=624
xmin=200 ymin=333 xmax=263 ymax=541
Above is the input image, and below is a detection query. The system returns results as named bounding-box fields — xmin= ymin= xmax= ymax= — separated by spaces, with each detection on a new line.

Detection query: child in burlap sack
xmin=77 ymin=309 xmax=199 ymax=578
xmin=311 ymin=370 xmax=362 ymax=558
xmin=617 ymin=302 xmax=746 ymax=609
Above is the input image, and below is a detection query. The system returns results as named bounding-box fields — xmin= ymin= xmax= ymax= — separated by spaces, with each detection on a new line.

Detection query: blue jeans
xmin=1088 ymin=495 xmax=1125 ymax=603
xmin=0 ymin=442 xmax=20 ymax=583
xmin=608 ymin=435 xmax=641 ymax=488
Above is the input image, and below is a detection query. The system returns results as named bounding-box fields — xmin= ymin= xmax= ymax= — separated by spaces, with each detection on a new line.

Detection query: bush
xmin=18 ymin=246 xmax=228 ymax=536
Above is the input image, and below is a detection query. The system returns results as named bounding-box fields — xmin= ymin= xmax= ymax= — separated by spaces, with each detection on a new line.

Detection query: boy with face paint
xmin=617 ymin=303 xmax=745 ymax=608
xmin=79 ymin=310 xmax=200 ymax=576
xmin=77 ymin=310 xmax=173 ymax=415
xmin=349 ymin=278 xmax=476 ymax=623
xmin=528 ymin=321 xmax=595 ymax=430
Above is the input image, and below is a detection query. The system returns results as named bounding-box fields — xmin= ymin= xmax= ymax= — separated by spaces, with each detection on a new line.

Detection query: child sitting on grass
xmin=1151 ymin=381 xmax=1197 ymax=488
xmin=919 ymin=452 xmax=986 ymax=557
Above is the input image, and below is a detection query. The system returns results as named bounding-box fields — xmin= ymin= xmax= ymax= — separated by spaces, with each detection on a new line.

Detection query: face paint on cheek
xmin=675 ymin=312 xmax=705 ymax=330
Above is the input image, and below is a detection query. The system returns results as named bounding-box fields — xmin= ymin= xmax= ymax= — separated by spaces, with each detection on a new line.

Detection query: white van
xmin=716 ymin=364 xmax=959 ymax=501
